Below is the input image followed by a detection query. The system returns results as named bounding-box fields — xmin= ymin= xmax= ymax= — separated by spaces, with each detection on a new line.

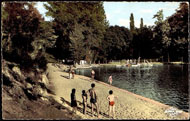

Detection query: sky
xmin=35 ymin=2 xmax=182 ymax=28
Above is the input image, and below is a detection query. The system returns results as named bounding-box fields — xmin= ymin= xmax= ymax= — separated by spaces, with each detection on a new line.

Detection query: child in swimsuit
xmin=107 ymin=90 xmax=117 ymax=118
xmin=82 ymin=90 xmax=88 ymax=115
xmin=71 ymin=88 xmax=77 ymax=114
xmin=87 ymin=83 xmax=99 ymax=118
xmin=71 ymin=69 xmax=75 ymax=79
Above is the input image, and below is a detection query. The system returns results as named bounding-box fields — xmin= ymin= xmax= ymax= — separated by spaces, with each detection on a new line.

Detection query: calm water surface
xmin=75 ymin=64 xmax=189 ymax=112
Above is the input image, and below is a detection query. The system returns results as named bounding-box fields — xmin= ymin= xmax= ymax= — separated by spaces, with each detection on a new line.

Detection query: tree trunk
xmin=167 ymin=52 xmax=170 ymax=62
xmin=7 ymin=33 xmax=11 ymax=51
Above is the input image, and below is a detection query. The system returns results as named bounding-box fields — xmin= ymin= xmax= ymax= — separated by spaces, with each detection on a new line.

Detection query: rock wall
xmin=2 ymin=60 xmax=81 ymax=119
xmin=2 ymin=59 xmax=51 ymax=114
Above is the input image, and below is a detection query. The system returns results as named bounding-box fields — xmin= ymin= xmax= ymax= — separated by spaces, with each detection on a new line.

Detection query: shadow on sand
xmin=60 ymin=75 xmax=70 ymax=79
xmin=79 ymin=77 xmax=100 ymax=83
xmin=60 ymin=97 xmax=109 ymax=118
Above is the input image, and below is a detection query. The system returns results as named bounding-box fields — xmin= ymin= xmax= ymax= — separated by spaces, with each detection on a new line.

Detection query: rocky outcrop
xmin=2 ymin=60 xmax=81 ymax=119
xmin=2 ymin=60 xmax=47 ymax=100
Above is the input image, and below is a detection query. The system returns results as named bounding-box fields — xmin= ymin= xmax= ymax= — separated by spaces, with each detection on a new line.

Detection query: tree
xmin=131 ymin=28 xmax=141 ymax=58
xmin=153 ymin=9 xmax=164 ymax=25
xmin=103 ymin=26 xmax=132 ymax=60
xmin=140 ymin=18 xmax=143 ymax=29
xmin=152 ymin=3 xmax=188 ymax=62
xmin=161 ymin=20 xmax=171 ymax=62
xmin=130 ymin=13 xmax=135 ymax=33
xmin=152 ymin=9 xmax=172 ymax=61
xmin=2 ymin=2 xmax=47 ymax=70
xmin=167 ymin=2 xmax=188 ymax=62
xmin=132 ymin=26 xmax=154 ymax=59
xmin=44 ymin=2 xmax=108 ymax=63
xmin=137 ymin=18 xmax=144 ymax=58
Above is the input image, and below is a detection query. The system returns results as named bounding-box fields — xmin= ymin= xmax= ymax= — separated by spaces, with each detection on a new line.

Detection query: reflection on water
xmin=75 ymin=64 xmax=189 ymax=112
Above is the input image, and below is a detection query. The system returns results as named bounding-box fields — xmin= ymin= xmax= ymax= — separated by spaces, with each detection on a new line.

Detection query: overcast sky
xmin=35 ymin=1 xmax=182 ymax=28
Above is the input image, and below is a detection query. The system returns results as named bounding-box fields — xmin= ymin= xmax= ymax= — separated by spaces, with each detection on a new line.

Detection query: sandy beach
xmin=46 ymin=63 xmax=189 ymax=120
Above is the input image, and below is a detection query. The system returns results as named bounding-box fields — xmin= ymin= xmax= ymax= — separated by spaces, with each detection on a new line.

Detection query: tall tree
xmin=161 ymin=20 xmax=171 ymax=62
xmin=103 ymin=25 xmax=132 ymax=60
xmin=2 ymin=2 xmax=47 ymax=70
xmin=153 ymin=9 xmax=164 ymax=25
xmin=140 ymin=18 xmax=143 ymax=29
xmin=167 ymin=2 xmax=188 ymax=62
xmin=44 ymin=2 xmax=108 ymax=63
xmin=152 ymin=9 xmax=165 ymax=61
xmin=130 ymin=13 xmax=135 ymax=33
xmin=138 ymin=18 xmax=144 ymax=58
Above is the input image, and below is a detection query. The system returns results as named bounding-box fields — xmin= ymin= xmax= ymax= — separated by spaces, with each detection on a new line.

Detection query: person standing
xmin=87 ymin=83 xmax=99 ymax=118
xmin=108 ymin=75 xmax=113 ymax=85
xmin=107 ymin=90 xmax=117 ymax=118
xmin=71 ymin=69 xmax=75 ymax=79
xmin=71 ymin=88 xmax=77 ymax=114
xmin=69 ymin=66 xmax=72 ymax=79
xmin=82 ymin=90 xmax=88 ymax=115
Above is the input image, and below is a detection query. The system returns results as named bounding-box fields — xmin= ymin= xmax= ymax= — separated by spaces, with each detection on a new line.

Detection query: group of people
xmin=70 ymin=82 xmax=117 ymax=118
xmin=69 ymin=69 xmax=116 ymax=118
xmin=70 ymin=83 xmax=99 ymax=117
xmin=68 ymin=66 xmax=113 ymax=85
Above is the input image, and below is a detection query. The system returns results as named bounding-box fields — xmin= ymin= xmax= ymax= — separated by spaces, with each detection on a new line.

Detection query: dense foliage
xmin=151 ymin=3 xmax=188 ymax=62
xmin=2 ymin=2 xmax=48 ymax=70
xmin=167 ymin=2 xmax=188 ymax=62
xmin=2 ymin=2 xmax=188 ymax=69
xmin=44 ymin=2 xmax=108 ymax=63
xmin=103 ymin=26 xmax=132 ymax=60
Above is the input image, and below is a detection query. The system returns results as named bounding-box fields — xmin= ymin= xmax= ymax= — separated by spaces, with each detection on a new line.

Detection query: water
xmin=75 ymin=64 xmax=189 ymax=112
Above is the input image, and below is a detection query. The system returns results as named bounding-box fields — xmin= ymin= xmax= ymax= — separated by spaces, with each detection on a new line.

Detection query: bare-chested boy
xmin=87 ymin=83 xmax=99 ymax=118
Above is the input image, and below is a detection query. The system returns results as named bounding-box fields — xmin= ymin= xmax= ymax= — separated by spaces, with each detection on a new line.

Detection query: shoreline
xmin=75 ymin=63 xmax=189 ymax=113
xmin=74 ymin=61 xmax=189 ymax=69
xmin=76 ymin=73 xmax=189 ymax=115
xmin=47 ymin=63 xmax=189 ymax=119
xmin=97 ymin=80 xmax=189 ymax=114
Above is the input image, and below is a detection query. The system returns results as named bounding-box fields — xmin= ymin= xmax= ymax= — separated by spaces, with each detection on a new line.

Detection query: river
xmin=75 ymin=64 xmax=189 ymax=112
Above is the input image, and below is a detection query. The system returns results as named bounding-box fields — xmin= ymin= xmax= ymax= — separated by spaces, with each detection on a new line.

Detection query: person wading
xmin=91 ymin=69 xmax=95 ymax=80
xmin=108 ymin=75 xmax=113 ymax=85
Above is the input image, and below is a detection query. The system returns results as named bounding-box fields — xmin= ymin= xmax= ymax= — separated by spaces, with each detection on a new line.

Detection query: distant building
xmin=80 ymin=60 xmax=87 ymax=65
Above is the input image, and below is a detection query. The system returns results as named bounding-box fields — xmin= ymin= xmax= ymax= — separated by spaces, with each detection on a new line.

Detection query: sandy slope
xmin=46 ymin=63 xmax=189 ymax=120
